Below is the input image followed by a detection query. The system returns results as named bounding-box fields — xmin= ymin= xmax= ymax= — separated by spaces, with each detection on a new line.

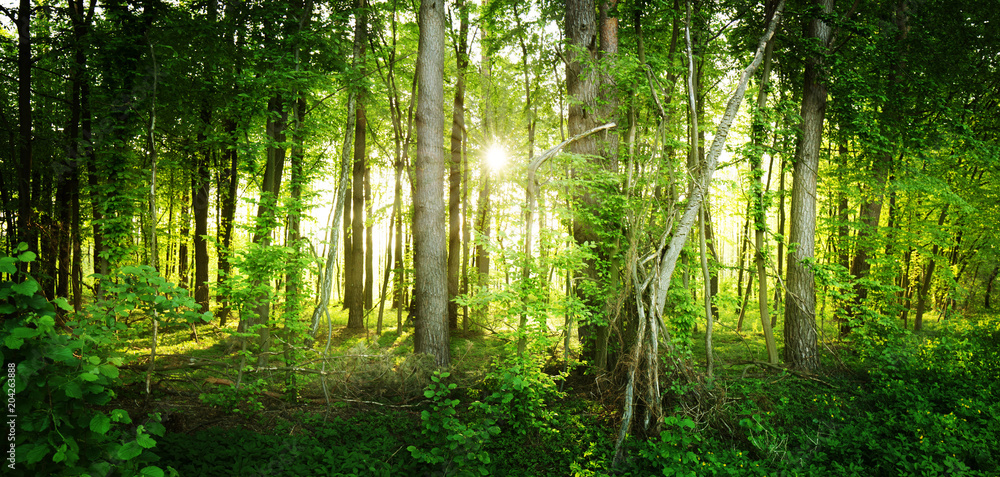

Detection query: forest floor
xmin=105 ymin=304 xmax=999 ymax=476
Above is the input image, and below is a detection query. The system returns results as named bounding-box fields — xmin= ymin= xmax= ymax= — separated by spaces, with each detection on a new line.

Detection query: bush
xmin=1 ymin=244 xmax=170 ymax=476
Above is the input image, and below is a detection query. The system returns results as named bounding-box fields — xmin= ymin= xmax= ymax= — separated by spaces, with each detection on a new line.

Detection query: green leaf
xmin=11 ymin=279 xmax=39 ymax=296
xmin=136 ymin=431 xmax=157 ymax=449
xmin=17 ymin=250 xmax=37 ymax=262
xmin=99 ymin=364 xmax=120 ymax=379
xmin=24 ymin=443 xmax=49 ymax=464
xmin=4 ymin=335 xmax=23 ymax=350
xmin=64 ymin=380 xmax=83 ymax=399
xmin=80 ymin=372 xmax=99 ymax=382
xmin=140 ymin=466 xmax=165 ymax=477
xmin=0 ymin=256 xmax=16 ymax=274
xmin=52 ymin=297 xmax=72 ymax=311
xmin=111 ymin=409 xmax=132 ymax=423
xmin=117 ymin=441 xmax=143 ymax=460
xmin=11 ymin=328 xmax=38 ymax=340
xmin=53 ymin=444 xmax=67 ymax=463
xmin=91 ymin=412 xmax=112 ymax=435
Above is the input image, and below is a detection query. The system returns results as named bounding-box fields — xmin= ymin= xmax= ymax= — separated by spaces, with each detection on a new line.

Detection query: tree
xmin=565 ymin=0 xmax=604 ymax=367
xmin=448 ymin=0 xmax=469 ymax=331
xmin=347 ymin=0 xmax=368 ymax=330
xmin=784 ymin=0 xmax=833 ymax=372
xmin=413 ymin=0 xmax=450 ymax=367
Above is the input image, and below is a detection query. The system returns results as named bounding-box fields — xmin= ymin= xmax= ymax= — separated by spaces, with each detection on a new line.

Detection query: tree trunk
xmin=16 ymin=0 xmax=34 ymax=270
xmin=783 ymin=0 xmax=832 ymax=372
xmin=985 ymin=264 xmax=999 ymax=310
xmin=413 ymin=0 xmax=450 ymax=367
xmin=566 ymin=0 xmax=604 ymax=366
xmin=194 ymin=110 xmax=212 ymax=313
xmin=914 ymin=206 xmax=948 ymax=331
xmin=347 ymin=0 xmax=367 ymax=330
xmin=751 ymin=9 xmax=778 ymax=364
xmin=178 ymin=184 xmax=190 ymax=290
xmin=217 ymin=118 xmax=239 ymax=327
xmin=448 ymin=0 xmax=468 ymax=330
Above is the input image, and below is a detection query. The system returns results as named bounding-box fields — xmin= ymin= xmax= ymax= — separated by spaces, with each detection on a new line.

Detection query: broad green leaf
xmin=24 ymin=443 xmax=49 ymax=464
xmin=111 ymin=409 xmax=132 ymax=423
xmin=136 ymin=432 xmax=157 ymax=449
xmin=90 ymin=412 xmax=111 ymax=435
xmin=64 ymin=381 xmax=83 ymax=399
xmin=4 ymin=336 xmax=23 ymax=350
xmin=80 ymin=373 xmax=99 ymax=382
xmin=140 ymin=466 xmax=165 ymax=477
xmin=17 ymin=250 xmax=36 ymax=262
xmin=0 ymin=256 xmax=16 ymax=274
xmin=10 ymin=327 xmax=39 ymax=339
xmin=53 ymin=444 xmax=67 ymax=463
xmin=11 ymin=279 xmax=39 ymax=296
xmin=117 ymin=441 xmax=143 ymax=460
xmin=99 ymin=364 xmax=120 ymax=379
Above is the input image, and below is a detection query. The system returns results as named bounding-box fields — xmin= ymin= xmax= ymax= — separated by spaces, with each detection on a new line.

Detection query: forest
xmin=1 ymin=0 xmax=999 ymax=475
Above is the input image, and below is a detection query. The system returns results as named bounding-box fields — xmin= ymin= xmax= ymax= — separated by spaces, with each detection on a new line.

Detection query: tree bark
xmin=194 ymin=110 xmax=212 ymax=313
xmin=914 ymin=206 xmax=948 ymax=331
xmin=413 ymin=0 xmax=450 ymax=367
xmin=16 ymin=0 xmax=33 ymax=269
xmin=217 ymin=118 xmax=239 ymax=327
xmin=566 ymin=0 xmax=604 ymax=366
xmin=448 ymin=0 xmax=469 ymax=330
xmin=783 ymin=0 xmax=832 ymax=372
xmin=347 ymin=0 xmax=367 ymax=329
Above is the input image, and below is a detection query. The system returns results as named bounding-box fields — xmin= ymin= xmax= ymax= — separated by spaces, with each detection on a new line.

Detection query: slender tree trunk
xmin=178 ymin=184 xmax=190 ymax=290
xmin=985 ymin=264 xmax=999 ymax=310
xmin=914 ymin=206 xmax=948 ymax=331
xmin=365 ymin=166 xmax=373 ymax=311
xmin=783 ymin=0 xmax=832 ymax=372
xmin=217 ymin=118 xmax=239 ymax=327
xmin=16 ymin=0 xmax=34 ymax=268
xmin=751 ymin=8 xmax=778 ymax=363
xmin=194 ymin=110 xmax=212 ymax=313
xmin=413 ymin=0 xmax=450 ymax=367
xmin=347 ymin=0 xmax=367 ymax=330
xmin=448 ymin=0 xmax=469 ymax=330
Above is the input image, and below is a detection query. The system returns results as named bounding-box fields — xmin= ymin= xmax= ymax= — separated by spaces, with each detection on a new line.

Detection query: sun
xmin=486 ymin=145 xmax=507 ymax=172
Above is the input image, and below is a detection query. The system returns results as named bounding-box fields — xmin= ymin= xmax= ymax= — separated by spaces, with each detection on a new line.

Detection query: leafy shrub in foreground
xmin=1 ymin=244 xmax=170 ymax=476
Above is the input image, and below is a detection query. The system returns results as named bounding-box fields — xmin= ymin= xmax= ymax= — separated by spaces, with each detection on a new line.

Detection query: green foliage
xmin=90 ymin=264 xmax=212 ymax=328
xmin=158 ymin=412 xmax=421 ymax=476
xmin=198 ymin=378 xmax=266 ymax=417
xmin=0 ymin=244 xmax=172 ymax=476
xmin=408 ymin=372 xmax=500 ymax=476
xmin=477 ymin=354 xmax=565 ymax=439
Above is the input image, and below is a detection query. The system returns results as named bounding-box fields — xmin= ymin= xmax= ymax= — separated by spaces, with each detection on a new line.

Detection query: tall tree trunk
xmin=845 ymin=1 xmax=908 ymax=334
xmin=914 ymin=206 xmax=948 ymax=331
xmin=447 ymin=0 xmax=469 ymax=330
xmin=566 ymin=0 xmax=604 ymax=366
xmin=751 ymin=6 xmax=778 ymax=364
xmin=178 ymin=184 xmax=190 ymax=290
xmin=194 ymin=110 xmax=212 ymax=313
xmin=365 ymin=165 xmax=373 ymax=311
xmin=16 ymin=0 xmax=33 ymax=270
xmin=347 ymin=0 xmax=367 ymax=329
xmin=474 ymin=0 xmax=493 ymax=326
xmin=217 ymin=118 xmax=239 ymax=327
xmin=246 ymin=95 xmax=287 ymax=366
xmin=784 ymin=0 xmax=832 ymax=372
xmin=985 ymin=264 xmax=999 ymax=311
xmin=413 ymin=0 xmax=450 ymax=367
